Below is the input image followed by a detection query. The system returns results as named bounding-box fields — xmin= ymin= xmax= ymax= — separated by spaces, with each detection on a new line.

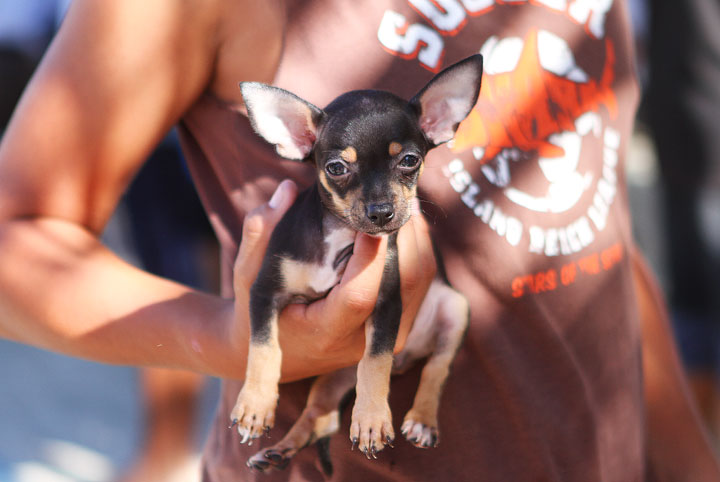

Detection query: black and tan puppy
xmin=231 ymin=55 xmax=483 ymax=471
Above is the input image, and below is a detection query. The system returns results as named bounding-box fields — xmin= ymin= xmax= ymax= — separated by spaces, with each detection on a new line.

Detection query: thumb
xmin=233 ymin=180 xmax=298 ymax=293
xmin=334 ymin=233 xmax=387 ymax=311
xmin=304 ymin=232 xmax=388 ymax=324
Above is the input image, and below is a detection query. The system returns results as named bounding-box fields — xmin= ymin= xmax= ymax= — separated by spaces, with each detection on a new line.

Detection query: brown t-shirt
xmin=179 ymin=1 xmax=644 ymax=480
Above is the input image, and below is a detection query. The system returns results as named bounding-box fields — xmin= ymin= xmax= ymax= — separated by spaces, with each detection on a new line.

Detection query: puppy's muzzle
xmin=366 ymin=203 xmax=395 ymax=227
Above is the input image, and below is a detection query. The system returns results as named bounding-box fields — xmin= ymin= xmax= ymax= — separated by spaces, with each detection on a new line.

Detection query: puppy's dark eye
xmin=325 ymin=161 xmax=349 ymax=177
xmin=399 ymin=154 xmax=420 ymax=169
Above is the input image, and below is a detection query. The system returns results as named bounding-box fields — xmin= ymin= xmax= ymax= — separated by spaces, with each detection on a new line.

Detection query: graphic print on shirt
xmin=452 ymin=28 xmax=617 ymax=212
xmin=378 ymin=0 xmax=620 ymax=272
xmin=377 ymin=0 xmax=623 ymax=296
xmin=378 ymin=0 xmax=613 ymax=73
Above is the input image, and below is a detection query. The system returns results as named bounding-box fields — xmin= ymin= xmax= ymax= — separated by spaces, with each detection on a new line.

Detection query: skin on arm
xmin=0 ymin=0 xmax=435 ymax=382
xmin=0 ymin=0 xmax=229 ymax=369
xmin=633 ymin=248 xmax=720 ymax=481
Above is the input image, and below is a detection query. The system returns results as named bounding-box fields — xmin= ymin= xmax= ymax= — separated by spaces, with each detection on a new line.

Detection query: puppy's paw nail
xmin=401 ymin=418 xmax=439 ymax=449
xmin=265 ymin=450 xmax=283 ymax=463
xmin=363 ymin=447 xmax=370 ymax=460
xmin=246 ymin=458 xmax=270 ymax=472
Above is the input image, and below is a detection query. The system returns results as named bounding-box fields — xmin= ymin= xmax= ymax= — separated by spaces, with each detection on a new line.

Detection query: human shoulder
xmin=210 ymin=0 xmax=286 ymax=104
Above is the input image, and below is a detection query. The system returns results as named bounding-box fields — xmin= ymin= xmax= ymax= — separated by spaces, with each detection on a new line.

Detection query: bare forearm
xmin=0 ymin=187 xmax=433 ymax=386
xmin=633 ymin=250 xmax=720 ymax=481
xmin=0 ymin=217 xmax=242 ymax=378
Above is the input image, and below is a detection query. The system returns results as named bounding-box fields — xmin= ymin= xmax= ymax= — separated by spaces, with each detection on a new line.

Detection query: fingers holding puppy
xmin=231 ymin=184 xmax=436 ymax=382
xmin=280 ymin=233 xmax=388 ymax=377
xmin=280 ymin=200 xmax=436 ymax=379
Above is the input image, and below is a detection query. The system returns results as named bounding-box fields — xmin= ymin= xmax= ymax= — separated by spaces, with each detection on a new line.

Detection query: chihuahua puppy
xmin=231 ymin=55 xmax=483 ymax=472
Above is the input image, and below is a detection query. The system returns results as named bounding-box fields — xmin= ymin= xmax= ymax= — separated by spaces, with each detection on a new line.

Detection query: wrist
xmin=177 ymin=294 xmax=246 ymax=379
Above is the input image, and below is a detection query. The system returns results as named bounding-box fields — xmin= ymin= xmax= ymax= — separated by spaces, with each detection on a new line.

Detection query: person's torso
xmin=180 ymin=1 xmax=645 ymax=481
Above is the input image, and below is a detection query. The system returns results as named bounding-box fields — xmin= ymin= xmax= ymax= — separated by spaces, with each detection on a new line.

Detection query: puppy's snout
xmin=366 ymin=203 xmax=395 ymax=227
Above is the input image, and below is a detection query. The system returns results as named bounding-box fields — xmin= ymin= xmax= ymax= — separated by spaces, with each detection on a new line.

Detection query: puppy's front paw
xmin=230 ymin=386 xmax=278 ymax=445
xmin=349 ymin=401 xmax=395 ymax=459
xmin=401 ymin=410 xmax=439 ymax=448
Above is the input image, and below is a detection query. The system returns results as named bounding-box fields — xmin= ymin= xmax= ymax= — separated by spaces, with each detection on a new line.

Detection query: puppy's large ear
xmin=410 ymin=54 xmax=483 ymax=146
xmin=240 ymin=82 xmax=324 ymax=160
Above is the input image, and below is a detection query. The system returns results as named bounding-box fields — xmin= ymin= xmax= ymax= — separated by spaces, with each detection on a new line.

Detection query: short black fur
xmin=234 ymin=54 xmax=483 ymax=466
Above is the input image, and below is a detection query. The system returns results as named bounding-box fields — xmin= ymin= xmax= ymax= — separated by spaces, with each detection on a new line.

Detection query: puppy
xmin=231 ymin=55 xmax=483 ymax=472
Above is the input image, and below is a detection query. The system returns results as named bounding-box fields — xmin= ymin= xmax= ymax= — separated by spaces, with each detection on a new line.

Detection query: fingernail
xmin=269 ymin=180 xmax=290 ymax=209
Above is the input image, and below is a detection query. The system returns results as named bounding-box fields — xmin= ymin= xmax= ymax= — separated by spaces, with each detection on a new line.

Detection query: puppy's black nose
xmin=366 ymin=203 xmax=395 ymax=227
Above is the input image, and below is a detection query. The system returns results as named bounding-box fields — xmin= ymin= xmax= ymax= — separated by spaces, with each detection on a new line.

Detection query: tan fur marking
xmin=399 ymin=183 xmax=417 ymax=201
xmin=281 ymin=256 xmax=342 ymax=298
xmin=244 ymin=341 xmax=281 ymax=391
xmin=231 ymin=322 xmax=282 ymax=440
xmin=314 ymin=410 xmax=341 ymax=438
xmin=356 ymin=354 xmax=393 ymax=404
xmin=404 ymin=354 xmax=451 ymax=424
xmin=281 ymin=258 xmax=314 ymax=294
xmin=340 ymin=146 xmax=357 ymax=163
xmin=356 ymin=323 xmax=394 ymax=404
xmin=319 ymin=171 xmax=333 ymax=195
xmin=410 ymin=289 xmax=469 ymax=410
xmin=289 ymin=367 xmax=355 ymax=443
xmin=401 ymin=285 xmax=469 ymax=447
xmin=349 ymin=323 xmax=396 ymax=453
xmin=319 ymin=171 xmax=355 ymax=217
xmin=388 ymin=141 xmax=403 ymax=156
xmin=246 ymin=367 xmax=356 ymax=468
xmin=332 ymin=192 xmax=353 ymax=217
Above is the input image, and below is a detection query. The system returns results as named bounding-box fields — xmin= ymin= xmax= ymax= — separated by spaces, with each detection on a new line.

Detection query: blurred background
xmin=1 ymin=0 xmax=719 ymax=481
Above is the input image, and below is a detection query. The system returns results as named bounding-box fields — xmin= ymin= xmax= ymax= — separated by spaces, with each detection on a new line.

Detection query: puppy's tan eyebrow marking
xmin=340 ymin=146 xmax=357 ymax=163
xmin=389 ymin=141 xmax=403 ymax=156
xmin=319 ymin=170 xmax=333 ymax=194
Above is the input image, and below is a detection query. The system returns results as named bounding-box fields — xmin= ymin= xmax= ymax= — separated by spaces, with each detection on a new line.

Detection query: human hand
xmin=231 ymin=181 xmax=437 ymax=382
xmin=279 ymin=197 xmax=438 ymax=381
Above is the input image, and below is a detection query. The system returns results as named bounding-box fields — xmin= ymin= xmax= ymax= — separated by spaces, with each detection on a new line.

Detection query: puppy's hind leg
xmin=247 ymin=366 xmax=357 ymax=474
xmin=402 ymin=282 xmax=469 ymax=448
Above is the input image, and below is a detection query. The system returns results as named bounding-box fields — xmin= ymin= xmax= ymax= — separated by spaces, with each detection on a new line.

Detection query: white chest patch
xmin=280 ymin=226 xmax=356 ymax=300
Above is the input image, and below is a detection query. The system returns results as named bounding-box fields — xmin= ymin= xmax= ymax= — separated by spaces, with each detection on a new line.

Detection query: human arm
xmin=633 ymin=249 xmax=720 ymax=481
xmin=0 ymin=0 xmax=230 ymax=372
xmin=0 ymin=0 xmax=435 ymax=382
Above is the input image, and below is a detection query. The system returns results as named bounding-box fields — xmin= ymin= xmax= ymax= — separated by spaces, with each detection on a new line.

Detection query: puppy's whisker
xmin=417 ymin=197 xmax=447 ymax=219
